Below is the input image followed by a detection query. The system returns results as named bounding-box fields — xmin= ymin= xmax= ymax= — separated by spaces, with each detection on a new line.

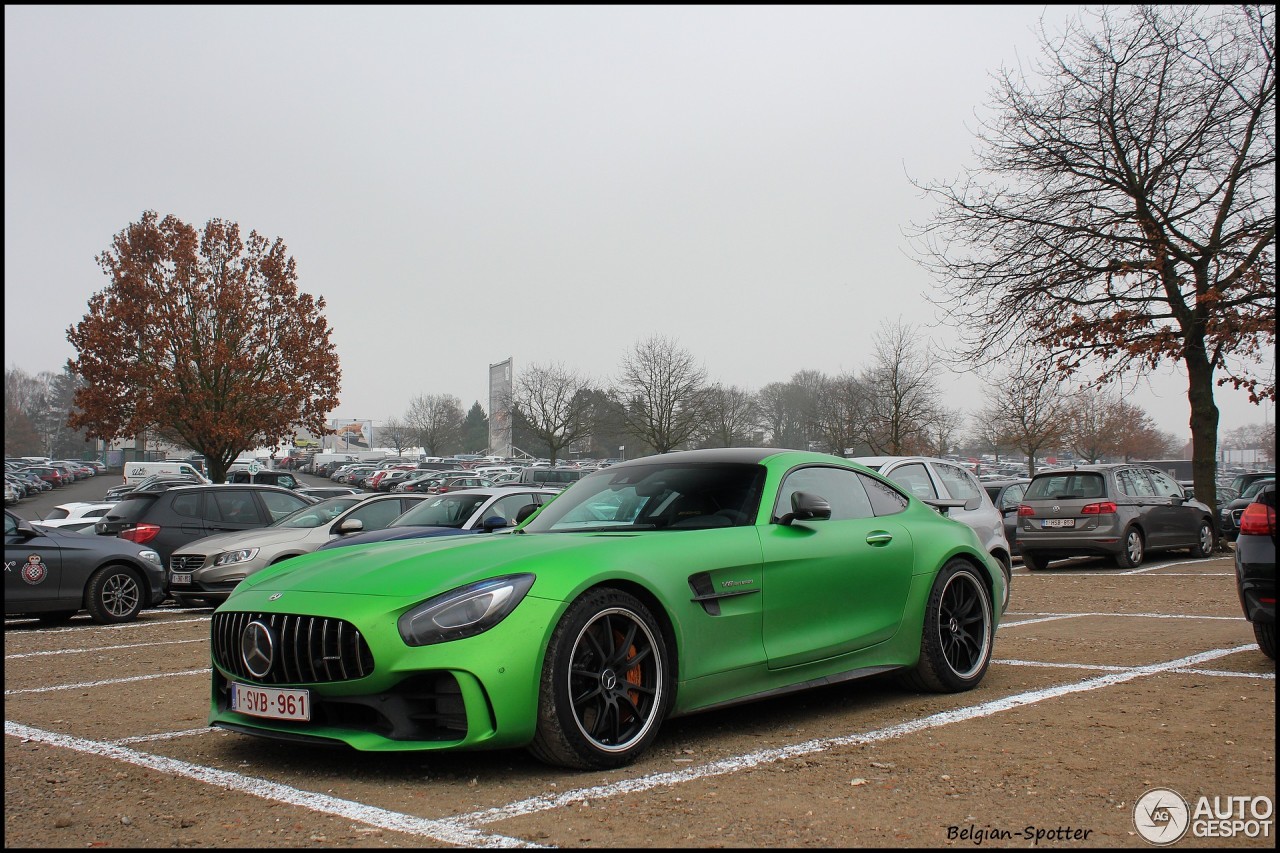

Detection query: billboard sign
xmin=330 ymin=418 xmax=374 ymax=450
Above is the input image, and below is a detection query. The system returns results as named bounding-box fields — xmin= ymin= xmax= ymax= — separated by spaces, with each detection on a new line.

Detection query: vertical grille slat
xmin=211 ymin=611 xmax=374 ymax=686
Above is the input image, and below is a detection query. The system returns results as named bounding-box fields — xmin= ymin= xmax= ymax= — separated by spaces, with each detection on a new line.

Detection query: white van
xmin=120 ymin=461 xmax=211 ymax=487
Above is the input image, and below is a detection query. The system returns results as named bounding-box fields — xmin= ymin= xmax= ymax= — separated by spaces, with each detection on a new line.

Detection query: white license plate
xmin=171 ymin=572 xmax=191 ymax=585
xmin=1042 ymin=518 xmax=1075 ymax=529
xmin=231 ymin=682 xmax=310 ymax=721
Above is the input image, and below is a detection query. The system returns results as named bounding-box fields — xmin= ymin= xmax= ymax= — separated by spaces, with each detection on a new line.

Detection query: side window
xmin=347 ymin=500 xmax=404 ymax=531
xmin=775 ymin=466 xmax=874 ymax=521
xmin=883 ymin=463 xmax=938 ymax=500
xmin=487 ymin=495 xmax=531 ymax=523
xmin=170 ymin=493 xmax=203 ymax=518
xmin=260 ymin=491 xmax=308 ymax=521
xmin=5 ymin=513 xmax=18 ymax=536
xmin=1147 ymin=469 xmax=1182 ymax=498
xmin=860 ymin=473 xmax=909 ymax=516
xmin=934 ymin=462 xmax=979 ymax=500
xmin=210 ymin=490 xmax=257 ymax=523
xmin=1117 ymin=469 xmax=1156 ymax=497
xmin=1001 ymin=484 xmax=1027 ymax=509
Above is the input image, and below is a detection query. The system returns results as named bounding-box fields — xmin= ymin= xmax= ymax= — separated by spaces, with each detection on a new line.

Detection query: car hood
xmin=236 ymin=531 xmax=655 ymax=600
xmin=180 ymin=526 xmax=311 ymax=554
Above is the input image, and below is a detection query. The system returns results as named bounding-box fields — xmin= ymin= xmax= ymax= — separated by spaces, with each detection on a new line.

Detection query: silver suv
xmin=1016 ymin=464 xmax=1215 ymax=571
xmin=853 ymin=456 xmax=1013 ymax=611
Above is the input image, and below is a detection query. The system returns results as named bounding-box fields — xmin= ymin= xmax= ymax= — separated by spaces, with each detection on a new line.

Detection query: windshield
xmin=271 ymin=496 xmax=364 ymax=528
xmin=390 ymin=493 xmax=490 ymax=528
xmin=1242 ymin=478 xmax=1275 ymax=499
xmin=521 ymin=462 xmax=765 ymax=533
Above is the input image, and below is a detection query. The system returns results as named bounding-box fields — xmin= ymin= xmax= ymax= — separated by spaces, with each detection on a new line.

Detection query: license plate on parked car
xmin=230 ymin=682 xmax=310 ymax=721
xmin=1042 ymin=519 xmax=1075 ymax=529
xmin=171 ymin=572 xmax=191 ymax=585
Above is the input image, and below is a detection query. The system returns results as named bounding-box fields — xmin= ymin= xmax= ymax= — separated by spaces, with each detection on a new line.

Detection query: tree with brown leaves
xmin=66 ymin=211 xmax=342 ymax=482
xmin=912 ymin=6 xmax=1275 ymax=516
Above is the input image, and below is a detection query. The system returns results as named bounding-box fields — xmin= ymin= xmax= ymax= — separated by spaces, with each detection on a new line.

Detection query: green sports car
xmin=209 ymin=448 xmax=1003 ymax=769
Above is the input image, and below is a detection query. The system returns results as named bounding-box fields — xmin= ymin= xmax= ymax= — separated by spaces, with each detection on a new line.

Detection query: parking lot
xmin=4 ymin=476 xmax=1275 ymax=848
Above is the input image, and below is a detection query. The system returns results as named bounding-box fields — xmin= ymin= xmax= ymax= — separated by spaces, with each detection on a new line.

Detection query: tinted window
xmin=862 ymin=474 xmax=909 ymax=516
xmin=776 ymin=466 xmax=874 ymax=521
xmin=347 ymin=500 xmax=407 ymax=531
xmin=111 ymin=494 xmax=163 ymax=521
xmin=210 ymin=490 xmax=260 ymax=523
xmin=1026 ymin=473 xmax=1108 ymax=500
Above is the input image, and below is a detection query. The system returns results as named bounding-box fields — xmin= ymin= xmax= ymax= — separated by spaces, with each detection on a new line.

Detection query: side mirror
xmin=337 ymin=518 xmax=365 ymax=535
xmin=481 ymin=515 xmax=509 ymax=532
xmin=777 ymin=491 xmax=831 ymax=526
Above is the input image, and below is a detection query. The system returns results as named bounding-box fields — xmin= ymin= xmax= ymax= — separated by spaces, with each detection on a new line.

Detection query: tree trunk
xmin=1185 ymin=349 xmax=1221 ymax=546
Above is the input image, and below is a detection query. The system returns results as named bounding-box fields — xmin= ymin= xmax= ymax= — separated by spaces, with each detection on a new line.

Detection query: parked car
xmin=21 ymin=465 xmax=67 ymax=488
xmin=104 ymin=473 xmax=205 ymax=503
xmin=394 ymin=470 xmax=468 ymax=493
xmin=1016 ymin=463 xmax=1216 ymax=571
xmin=6 ymin=509 xmax=165 ymax=624
xmin=1219 ymin=478 xmax=1277 ymax=542
xmin=314 ymin=487 xmax=559 ymax=552
xmin=427 ymin=474 xmax=495 ymax=494
xmin=853 ymin=456 xmax=1013 ymax=611
xmin=4 ymin=481 xmax=19 ymax=505
xmin=166 ymin=493 xmax=430 ymax=606
xmin=208 ymin=448 xmax=1003 ymax=769
xmin=224 ymin=470 xmax=302 ymax=490
xmin=1233 ymin=484 xmax=1275 ymax=660
xmin=95 ymin=483 xmax=317 ymax=565
xmin=1230 ymin=471 xmax=1275 ymax=497
xmin=36 ymin=502 xmax=117 ymax=531
xmin=982 ymin=478 xmax=1032 ymax=557
xmin=518 ymin=466 xmax=586 ymax=489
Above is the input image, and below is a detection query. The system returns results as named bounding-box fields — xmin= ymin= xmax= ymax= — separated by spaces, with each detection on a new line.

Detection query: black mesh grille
xmin=212 ymin=611 xmax=375 ymax=685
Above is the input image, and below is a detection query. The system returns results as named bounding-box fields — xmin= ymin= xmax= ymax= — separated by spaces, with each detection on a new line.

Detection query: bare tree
xmin=912 ymin=5 xmax=1275 ymax=514
xmin=860 ymin=319 xmax=941 ymax=455
xmin=379 ymin=417 xmax=418 ymax=458
xmin=977 ymin=353 xmax=1071 ymax=475
xmin=924 ymin=406 xmax=966 ymax=458
xmin=809 ymin=372 xmax=867 ymax=456
xmin=509 ymin=362 xmax=596 ymax=466
xmin=700 ymin=384 xmax=759 ymax=448
xmin=405 ymin=393 xmax=463 ymax=457
xmin=1066 ymin=388 xmax=1128 ymax=463
xmin=613 ymin=335 xmax=708 ymax=454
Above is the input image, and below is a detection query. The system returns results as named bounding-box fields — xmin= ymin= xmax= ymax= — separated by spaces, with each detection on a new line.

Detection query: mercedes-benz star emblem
xmin=241 ymin=620 xmax=275 ymax=679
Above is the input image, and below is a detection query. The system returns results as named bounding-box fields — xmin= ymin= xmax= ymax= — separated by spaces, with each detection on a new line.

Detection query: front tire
xmin=85 ymin=565 xmax=144 ymax=624
xmin=1189 ymin=519 xmax=1215 ymax=558
xmin=1115 ymin=526 xmax=1145 ymax=568
xmin=529 ymin=588 xmax=672 ymax=769
xmin=900 ymin=560 xmax=994 ymax=693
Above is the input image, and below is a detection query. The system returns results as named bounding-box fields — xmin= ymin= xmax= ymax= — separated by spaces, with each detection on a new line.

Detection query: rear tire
xmin=899 ymin=560 xmax=993 ymax=693
xmin=1114 ymin=526 xmax=1145 ymax=568
xmin=85 ymin=565 xmax=144 ymax=624
xmin=1022 ymin=552 xmax=1048 ymax=572
xmin=1254 ymin=621 xmax=1276 ymax=661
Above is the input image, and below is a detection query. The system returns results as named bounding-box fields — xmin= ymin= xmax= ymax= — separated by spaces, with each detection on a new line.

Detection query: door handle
xmin=866 ymin=531 xmax=893 ymax=546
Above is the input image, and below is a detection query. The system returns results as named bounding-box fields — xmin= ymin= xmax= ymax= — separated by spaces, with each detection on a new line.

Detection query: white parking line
xmin=1002 ymin=611 xmax=1241 ymax=621
xmin=4 ymin=668 xmax=208 ymax=696
xmin=110 ymin=727 xmax=217 ymax=745
xmin=2 ymin=616 xmax=210 ymax=634
xmin=6 ymin=639 xmax=203 ymax=659
xmin=4 ymin=644 xmax=1257 ymax=847
xmin=3 ymin=721 xmax=538 ymax=849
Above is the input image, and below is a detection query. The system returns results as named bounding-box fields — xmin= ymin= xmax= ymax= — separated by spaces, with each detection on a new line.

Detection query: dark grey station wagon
xmin=1016 ymin=464 xmax=1215 ymax=571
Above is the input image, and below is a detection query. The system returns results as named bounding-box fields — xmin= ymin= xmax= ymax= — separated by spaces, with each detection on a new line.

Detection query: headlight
xmin=139 ymin=550 xmax=162 ymax=566
xmin=398 ymin=574 xmax=536 ymax=647
xmin=214 ymin=548 xmax=260 ymax=566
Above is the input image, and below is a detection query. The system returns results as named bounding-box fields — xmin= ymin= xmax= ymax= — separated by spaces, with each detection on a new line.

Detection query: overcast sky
xmin=4 ymin=5 xmax=1272 ymax=445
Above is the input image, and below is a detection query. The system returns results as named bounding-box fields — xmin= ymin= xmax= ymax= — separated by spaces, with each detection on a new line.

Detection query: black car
xmin=982 ymin=478 xmax=1031 ymax=556
xmin=104 ymin=473 xmax=205 ymax=503
xmin=94 ymin=484 xmax=316 ymax=565
xmin=1220 ymin=477 xmax=1276 ymax=541
xmin=1233 ymin=484 xmax=1275 ymax=659
xmin=5 ymin=509 xmax=166 ymax=624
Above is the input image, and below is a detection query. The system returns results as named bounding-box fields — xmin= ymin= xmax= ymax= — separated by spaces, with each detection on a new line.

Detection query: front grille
xmin=170 ymin=555 xmax=206 ymax=572
xmin=212 ymin=611 xmax=375 ymax=685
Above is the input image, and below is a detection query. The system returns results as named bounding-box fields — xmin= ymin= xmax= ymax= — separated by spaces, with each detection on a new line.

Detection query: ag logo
xmin=22 ymin=555 xmax=47 ymax=585
xmin=1134 ymin=787 xmax=1190 ymax=845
